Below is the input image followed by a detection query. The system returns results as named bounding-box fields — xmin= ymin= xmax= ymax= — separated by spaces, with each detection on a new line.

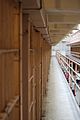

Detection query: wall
xmin=0 ymin=0 xmax=20 ymax=120
xmin=0 ymin=1 xmax=51 ymax=120
xmin=21 ymin=14 xmax=51 ymax=120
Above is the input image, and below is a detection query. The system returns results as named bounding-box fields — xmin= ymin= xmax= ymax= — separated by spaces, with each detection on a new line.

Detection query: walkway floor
xmin=42 ymin=56 xmax=80 ymax=120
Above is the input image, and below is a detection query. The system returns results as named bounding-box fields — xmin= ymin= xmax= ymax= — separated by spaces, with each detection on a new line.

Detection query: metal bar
xmin=58 ymin=52 xmax=80 ymax=91
xmin=0 ymin=49 xmax=19 ymax=54
xmin=61 ymin=59 xmax=80 ymax=90
xmin=0 ymin=96 xmax=19 ymax=120
xmin=5 ymin=96 xmax=19 ymax=115
xmin=58 ymin=51 xmax=80 ymax=66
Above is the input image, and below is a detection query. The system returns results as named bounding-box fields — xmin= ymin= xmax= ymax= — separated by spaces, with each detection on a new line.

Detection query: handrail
xmin=61 ymin=60 xmax=80 ymax=91
xmin=61 ymin=56 xmax=78 ymax=76
xmin=57 ymin=52 xmax=80 ymax=90
xmin=71 ymin=54 xmax=80 ymax=58
xmin=58 ymin=51 xmax=80 ymax=66
xmin=60 ymin=54 xmax=80 ymax=79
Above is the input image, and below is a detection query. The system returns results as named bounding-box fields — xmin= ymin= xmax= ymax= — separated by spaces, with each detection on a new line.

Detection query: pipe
xmin=23 ymin=0 xmax=42 ymax=11
xmin=42 ymin=33 xmax=48 ymax=35
xmin=33 ymin=26 xmax=47 ymax=29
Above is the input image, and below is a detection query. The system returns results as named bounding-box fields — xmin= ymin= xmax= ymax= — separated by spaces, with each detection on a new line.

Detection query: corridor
xmin=42 ymin=56 xmax=80 ymax=120
xmin=1 ymin=0 xmax=80 ymax=120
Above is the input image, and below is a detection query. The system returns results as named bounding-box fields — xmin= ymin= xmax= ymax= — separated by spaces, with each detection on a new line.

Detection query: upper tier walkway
xmin=42 ymin=56 xmax=80 ymax=120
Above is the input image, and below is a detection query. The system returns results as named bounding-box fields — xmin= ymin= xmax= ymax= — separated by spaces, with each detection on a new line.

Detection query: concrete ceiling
xmin=43 ymin=0 xmax=80 ymax=45
xmin=22 ymin=0 xmax=50 ymax=42
xmin=22 ymin=0 xmax=80 ymax=45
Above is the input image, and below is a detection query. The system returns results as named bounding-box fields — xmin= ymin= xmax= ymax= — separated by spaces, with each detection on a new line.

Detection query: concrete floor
xmin=42 ymin=56 xmax=80 ymax=120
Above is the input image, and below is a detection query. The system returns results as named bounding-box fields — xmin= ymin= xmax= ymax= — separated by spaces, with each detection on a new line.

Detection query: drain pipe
xmin=23 ymin=0 xmax=42 ymax=11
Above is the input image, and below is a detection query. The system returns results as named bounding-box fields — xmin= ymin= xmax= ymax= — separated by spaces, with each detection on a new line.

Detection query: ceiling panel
xmin=48 ymin=14 xmax=80 ymax=23
xmin=22 ymin=0 xmax=80 ymax=45
xmin=43 ymin=0 xmax=80 ymax=45
xmin=48 ymin=24 xmax=74 ymax=30
xmin=44 ymin=0 xmax=80 ymax=10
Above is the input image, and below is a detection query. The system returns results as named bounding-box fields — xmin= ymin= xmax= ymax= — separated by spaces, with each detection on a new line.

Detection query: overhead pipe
xmin=23 ymin=0 xmax=42 ymax=11
xmin=33 ymin=26 xmax=47 ymax=29
xmin=34 ymin=26 xmax=48 ymax=30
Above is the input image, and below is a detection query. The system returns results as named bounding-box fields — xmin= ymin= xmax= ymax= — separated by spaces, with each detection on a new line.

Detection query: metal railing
xmin=57 ymin=51 xmax=80 ymax=106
